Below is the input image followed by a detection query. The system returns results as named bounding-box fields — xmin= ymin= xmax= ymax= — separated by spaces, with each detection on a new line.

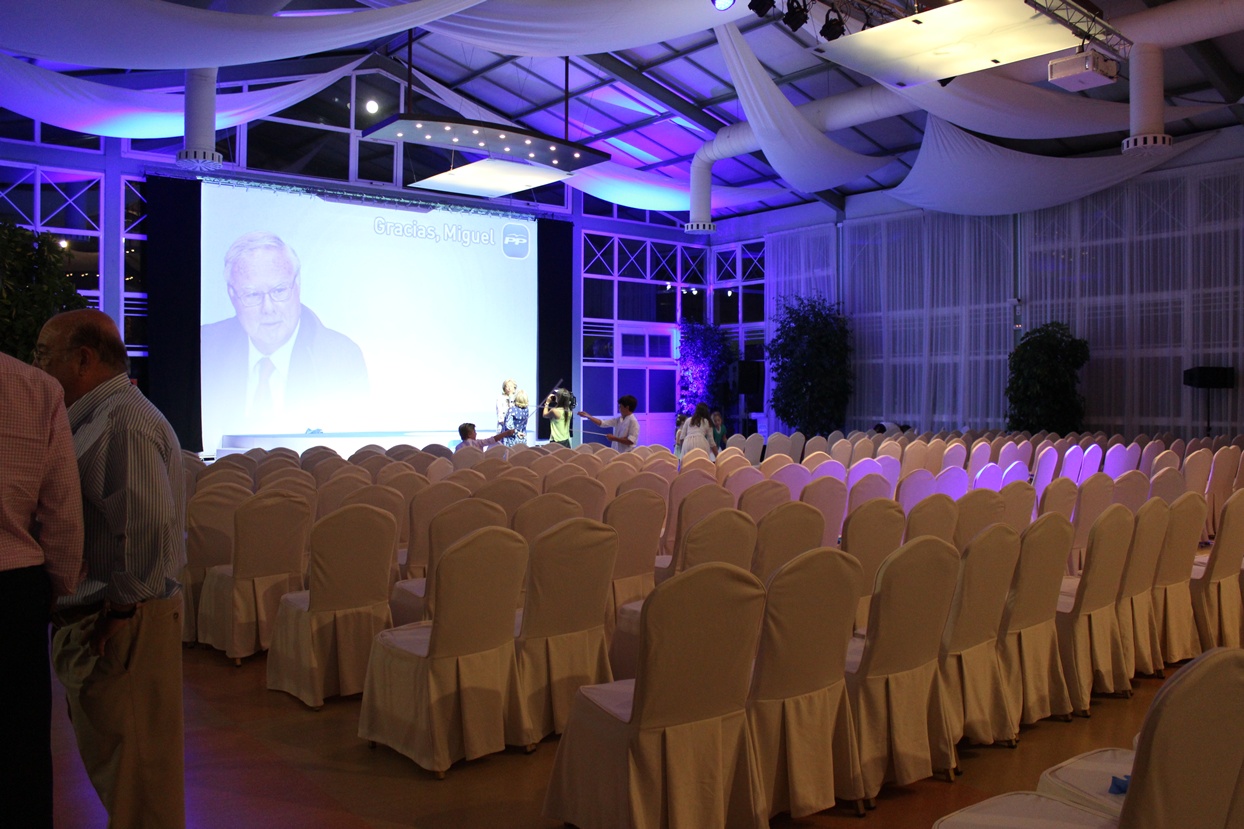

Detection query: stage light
xmin=712 ymin=0 xmax=736 ymax=9
xmin=748 ymin=0 xmax=775 ymax=17
xmin=782 ymin=0 xmax=809 ymax=30
xmin=820 ymin=12 xmax=846 ymax=40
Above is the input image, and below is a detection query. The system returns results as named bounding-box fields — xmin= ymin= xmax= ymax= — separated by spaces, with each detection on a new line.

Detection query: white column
xmin=178 ymin=67 xmax=223 ymax=170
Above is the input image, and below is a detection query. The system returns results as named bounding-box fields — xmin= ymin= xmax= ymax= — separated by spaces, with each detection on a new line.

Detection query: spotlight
xmin=782 ymin=0 xmax=809 ymax=30
xmin=712 ymin=0 xmax=736 ymax=8
xmin=747 ymin=0 xmax=775 ymax=17
xmin=820 ymin=12 xmax=846 ymax=40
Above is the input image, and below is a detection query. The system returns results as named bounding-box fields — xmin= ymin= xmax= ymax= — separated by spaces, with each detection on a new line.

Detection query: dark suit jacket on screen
xmin=200 ymin=305 xmax=368 ymax=443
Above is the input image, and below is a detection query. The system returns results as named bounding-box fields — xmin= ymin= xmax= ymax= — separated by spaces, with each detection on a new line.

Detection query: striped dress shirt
xmin=61 ymin=373 xmax=186 ymax=608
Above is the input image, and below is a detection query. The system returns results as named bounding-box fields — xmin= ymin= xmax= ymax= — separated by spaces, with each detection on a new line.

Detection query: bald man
xmin=34 ymin=309 xmax=186 ymax=829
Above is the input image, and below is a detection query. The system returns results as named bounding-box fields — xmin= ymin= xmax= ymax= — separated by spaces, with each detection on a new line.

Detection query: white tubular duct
xmin=1129 ymin=42 xmax=1166 ymax=139
xmin=685 ymin=0 xmax=1244 ymax=230
xmin=183 ymin=67 xmax=218 ymax=154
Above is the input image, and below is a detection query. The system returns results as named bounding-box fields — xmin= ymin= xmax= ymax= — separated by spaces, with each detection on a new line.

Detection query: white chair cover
xmin=768 ymin=461 xmax=811 ymax=501
xmin=724 ymin=464 xmax=765 ymax=506
xmin=1101 ymin=443 xmax=1129 ymax=479
xmin=743 ymin=432 xmax=765 ymax=466
xmin=1191 ymin=489 xmax=1244 ymax=649
xmin=749 ymin=549 xmax=865 ymax=817
xmin=941 ymin=442 xmax=967 ymax=471
xmin=1114 ymin=499 xmax=1170 ymax=678
xmin=1149 ymin=449 xmax=1181 ymax=477
xmin=788 ymin=431 xmax=806 ymax=463
xmin=543 ymin=563 xmax=768 ymax=829
xmin=316 ymin=474 xmax=368 ymax=519
xmin=596 ymin=461 xmax=635 ymax=498
xmin=802 ymin=435 xmax=828 ymax=459
xmin=924 ymin=438 xmax=947 ymax=472
xmin=602 ymin=489 xmax=663 ymax=645
xmin=715 ymin=453 xmax=751 ymax=484
xmin=842 ymin=499 xmax=906 ymax=631
xmin=850 ymin=438 xmax=876 ymax=466
xmin=358 ymin=527 xmax=528 ymax=774
xmin=197 ymin=490 xmax=310 ymax=660
xmin=547 ymin=474 xmax=607 ymax=521
xmin=402 ymin=481 xmax=471 ymax=580
xmin=973 ymin=462 xmax=1004 ymax=491
xmin=511 ymin=492 xmax=583 ymax=547
xmin=1056 ymin=505 xmax=1133 ymax=713
xmin=266 ymin=504 xmax=397 ymax=708
xmin=800 ymin=476 xmax=848 ymax=548
xmin=846 ymin=472 xmax=892 ymax=517
xmin=662 ymin=468 xmax=715 ymax=556
xmin=901 ymin=440 xmax=929 ymax=479
xmin=725 ymin=433 xmax=746 ymax=450
xmin=1039 ymin=477 xmax=1078 ymax=521
xmin=810 ymin=457 xmax=846 ymax=481
xmin=1077 ymin=444 xmax=1103 ymax=485
xmin=473 ymin=477 xmax=540 ymax=522
xmin=829 ymin=438 xmax=854 ymax=468
xmin=1031 ymin=446 xmax=1059 ymax=506
xmin=953 ymin=489 xmax=1005 ymax=553
xmin=1000 ymin=460 xmax=1029 ymax=488
xmin=997 ymin=442 xmax=1021 ymax=473
xmin=1000 ymin=481 xmax=1036 ymax=533
xmin=846 ymin=457 xmax=882 ymax=490
xmin=1180 ymin=447 xmax=1213 ymax=500
xmin=616 ymin=470 xmax=670 ymax=500
xmin=846 ymin=536 xmax=958 ymax=799
xmin=998 ymin=514 xmax=1075 ymax=732
xmin=967 ymin=441 xmax=992 ymax=484
xmin=738 ymin=479 xmax=792 ymax=525
xmin=939 ymin=524 xmax=1020 ymax=753
xmin=896 ymin=468 xmax=937 ymax=514
xmin=750 ymin=501 xmax=824 ymax=582
xmin=764 ymin=433 xmax=792 ymax=460
xmin=935 ymin=466 xmax=969 ymax=501
xmin=1111 ymin=469 xmax=1149 ymax=514
xmin=1147 ymin=466 xmax=1186 ymax=505
xmin=182 ymin=482 xmax=252 ymax=643
xmin=905 ymin=493 xmax=958 ymax=545
xmin=1204 ymin=446 xmax=1241 ymax=537
xmin=1151 ymin=492 xmax=1208 ymax=664
xmin=515 ymin=519 xmax=617 ymax=744
xmin=1070 ymin=473 xmax=1116 ymax=572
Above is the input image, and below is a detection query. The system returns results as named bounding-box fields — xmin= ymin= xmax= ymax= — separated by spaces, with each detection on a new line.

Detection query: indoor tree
xmin=766 ymin=295 xmax=853 ymax=435
xmin=0 ymin=221 xmax=86 ymax=360
xmin=677 ymin=318 xmax=735 ymax=414
xmin=1005 ymin=321 xmax=1090 ymax=433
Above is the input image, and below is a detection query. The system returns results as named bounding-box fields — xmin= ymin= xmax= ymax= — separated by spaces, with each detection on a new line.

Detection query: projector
xmin=1048 ymin=50 xmax=1119 ymax=92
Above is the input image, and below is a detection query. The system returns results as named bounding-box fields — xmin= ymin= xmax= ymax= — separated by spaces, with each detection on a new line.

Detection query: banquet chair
xmin=941 ymin=441 xmax=968 ymax=471
xmin=973 ymin=462 xmax=1004 ymax=491
xmin=472 ymin=457 xmax=512 ymax=481
xmin=612 ymin=508 xmax=757 ymax=680
xmin=681 ymin=447 xmax=710 ymax=465
xmin=615 ymin=469 xmax=670 ymax=500
xmin=829 ymin=438 xmax=854 ymax=467
xmin=724 ymin=464 xmax=765 ymax=505
xmin=953 ymin=489 xmax=1006 ymax=553
xmin=183 ymin=482 xmax=252 ymax=644
xmin=258 ymin=463 xmax=313 ymax=489
xmin=316 ymin=474 xmax=367 ymax=520
xmin=198 ymin=464 xmax=254 ymax=492
xmin=1151 ymin=492 xmax=1207 ymax=664
xmin=841 ymin=498 xmax=906 ymax=631
xmin=811 ymin=457 xmax=847 ymax=483
xmin=661 ymin=468 xmax=715 ymax=556
xmin=327 ymin=464 xmax=371 ymax=486
xmin=800 ymin=475 xmax=849 ymax=548
xmin=896 ymin=468 xmax=937 ymax=514
xmin=546 ymin=474 xmax=607 ymax=521
xmin=717 ymin=445 xmax=745 ymax=464
xmin=260 ymin=474 xmax=317 ymax=522
xmin=681 ymin=456 xmax=715 ymax=477
xmin=422 ymin=443 xmax=453 ymax=460
xmin=594 ymin=445 xmax=619 ymax=462
xmin=266 ymin=504 xmax=396 ymax=708
xmin=1101 ymin=443 xmax=1130 ymax=479
xmin=923 ymin=438 xmax=947 ymax=473
xmin=424 ymin=457 xmax=453 ymax=483
xmin=1077 ymin=443 xmax=1103 ymax=485
xmin=595 ymin=461 xmax=634 ymax=498
xmin=1180 ymin=447 xmax=1213 ymax=502
xmin=543 ymin=563 xmax=768 ymax=829
xmin=1111 ymin=469 xmax=1149 ymax=513
xmin=1055 ymin=505 xmax=1134 ymax=715
xmin=568 ymin=452 xmax=604 ymax=477
xmin=967 ymin=440 xmax=992 ymax=484
xmin=473 ymin=477 xmax=540 ymax=523
xmin=997 ymin=513 xmax=1075 ymax=733
xmin=901 ymin=440 xmax=929 ymax=478
xmin=511 ymin=492 xmax=582 ymax=547
xmin=1000 ymin=480 xmax=1036 ymax=533
xmin=846 ymin=536 xmax=959 ymax=799
xmin=1038 ymin=476 xmax=1078 ymax=521
xmin=1204 ymin=445 xmax=1241 ymax=537
xmin=1191 ymin=488 xmax=1244 ymax=649
xmin=715 ymin=452 xmax=751 ymax=484
xmin=601 ymin=489 xmax=664 ymax=645
xmin=643 ymin=458 xmax=678 ymax=483
xmin=656 ymin=483 xmax=733 ymax=581
xmin=749 ymin=548 xmax=865 ymax=819
xmin=341 ymin=484 xmax=407 ymax=581
xmin=443 ymin=468 xmax=486 ymax=493
xmin=1112 ymin=498 xmax=1169 ymax=680
xmin=497 ymin=465 xmax=542 ymax=488
xmin=255 ymin=456 xmax=300 ymax=486
xmin=750 ymin=501 xmax=824 ymax=581
xmin=725 ymin=433 xmax=746 ymax=451
xmin=738 ymin=478 xmax=792 ymax=524
xmin=1149 ymin=449 xmax=1180 ymax=477
xmin=390 ymin=498 xmax=508 ymax=626
xmin=1001 ymin=460 xmax=1030 ymax=488
xmin=935 ymin=647 xmax=1244 ymax=829
xmin=402 ymin=481 xmax=470 ymax=580
xmin=802 ymin=435 xmax=829 ymax=459
xmin=847 ymin=472 xmax=893 ymax=517
xmin=310 ymin=455 xmax=351 ymax=487
xmin=743 ymin=432 xmax=765 ymax=466
xmin=935 ymin=466 xmax=970 ymax=501
xmin=1146 ymin=466 xmax=1186 ymax=505
xmin=1060 ymin=445 xmax=1085 ymax=484
xmin=996 ymin=441 xmax=1021 ymax=474
xmin=768 ymin=460 xmax=811 ymax=500
xmin=197 ymin=490 xmax=311 ymax=663
xmin=758 ymin=454 xmax=791 ymax=477
xmin=357 ymin=454 xmax=393 ymax=482
xmin=514 ymin=518 xmax=618 ymax=745
xmin=1030 ymin=445 xmax=1059 ymax=506
xmin=939 ymin=524 xmax=1020 ymax=757
xmin=788 ymin=431 xmax=807 ymax=463
xmin=905 ymin=493 xmax=958 ymax=544
xmin=851 ymin=438 xmax=877 ymax=466
xmin=765 ymin=433 xmax=792 ymax=460
xmin=1068 ymin=472 xmax=1115 ymax=572
xmin=359 ymin=527 xmax=528 ymax=776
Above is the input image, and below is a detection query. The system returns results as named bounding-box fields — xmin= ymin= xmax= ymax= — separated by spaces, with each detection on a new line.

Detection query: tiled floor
xmin=52 ymin=646 xmax=1164 ymax=828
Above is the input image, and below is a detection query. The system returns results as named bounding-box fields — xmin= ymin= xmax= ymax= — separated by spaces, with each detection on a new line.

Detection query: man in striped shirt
xmin=0 ymin=351 xmax=83 ymax=828
xmin=34 ymin=309 xmax=187 ymax=829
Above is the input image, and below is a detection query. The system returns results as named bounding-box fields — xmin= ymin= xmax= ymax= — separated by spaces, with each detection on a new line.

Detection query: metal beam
xmin=583 ymin=52 xmax=731 ymax=135
xmin=1141 ymin=0 xmax=1244 ymax=127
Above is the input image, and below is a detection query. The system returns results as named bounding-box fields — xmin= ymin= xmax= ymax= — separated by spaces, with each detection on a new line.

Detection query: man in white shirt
xmin=578 ymin=395 xmax=640 ymax=452
xmin=456 ymin=422 xmax=514 ymax=451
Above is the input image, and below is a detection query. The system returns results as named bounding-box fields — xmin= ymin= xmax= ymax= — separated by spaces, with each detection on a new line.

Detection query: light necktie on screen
xmin=253 ymin=356 xmax=275 ymax=419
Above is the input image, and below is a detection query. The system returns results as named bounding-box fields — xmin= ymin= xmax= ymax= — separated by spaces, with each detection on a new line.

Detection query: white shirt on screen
xmin=601 ymin=413 xmax=640 ymax=452
xmin=244 ymin=321 xmax=299 ymax=419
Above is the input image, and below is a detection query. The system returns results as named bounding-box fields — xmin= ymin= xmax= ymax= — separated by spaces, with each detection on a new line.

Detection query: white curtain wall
xmin=758 ymin=156 xmax=1244 ymax=437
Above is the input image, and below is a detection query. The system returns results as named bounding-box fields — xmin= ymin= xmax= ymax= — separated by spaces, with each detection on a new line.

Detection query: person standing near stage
xmin=496 ymin=379 xmax=517 ymax=433
xmin=504 ymin=390 xmax=531 ymax=447
xmin=34 ymin=309 xmax=187 ymax=829
xmin=680 ymin=402 xmax=716 ymax=458
xmin=543 ymin=388 xmax=574 ymax=448
xmin=579 ymin=395 xmax=640 ymax=452
xmin=0 ymin=351 xmax=83 ymax=829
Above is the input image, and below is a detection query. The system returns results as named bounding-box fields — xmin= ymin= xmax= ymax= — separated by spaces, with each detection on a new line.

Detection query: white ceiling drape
xmin=0 ymin=0 xmax=483 ymax=70
xmin=892 ymin=115 xmax=1213 ymax=215
xmin=892 ymin=72 xmax=1222 ymax=140
xmin=0 ymin=53 xmax=365 ymax=139
xmin=715 ymin=23 xmax=892 ymax=193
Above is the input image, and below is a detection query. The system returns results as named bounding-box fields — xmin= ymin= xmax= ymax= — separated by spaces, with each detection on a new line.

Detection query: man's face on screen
xmin=228 ymin=248 xmax=302 ymax=354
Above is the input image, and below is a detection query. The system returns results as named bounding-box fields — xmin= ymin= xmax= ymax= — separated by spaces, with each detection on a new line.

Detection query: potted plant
xmin=677 ymin=318 xmax=735 ymax=414
xmin=1005 ymin=321 xmax=1090 ymax=433
xmin=0 ymin=221 xmax=86 ymax=359
xmin=766 ymin=296 xmax=854 ymax=435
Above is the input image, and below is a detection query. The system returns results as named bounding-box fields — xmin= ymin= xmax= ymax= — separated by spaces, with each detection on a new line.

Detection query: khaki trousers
xmin=53 ymin=596 xmax=185 ymax=829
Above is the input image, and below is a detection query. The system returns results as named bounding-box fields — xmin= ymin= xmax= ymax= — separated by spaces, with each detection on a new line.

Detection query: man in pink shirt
xmin=0 ymin=350 xmax=84 ymax=828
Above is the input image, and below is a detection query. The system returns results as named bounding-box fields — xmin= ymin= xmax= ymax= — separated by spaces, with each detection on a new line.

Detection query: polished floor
xmin=52 ymin=645 xmax=1165 ymax=828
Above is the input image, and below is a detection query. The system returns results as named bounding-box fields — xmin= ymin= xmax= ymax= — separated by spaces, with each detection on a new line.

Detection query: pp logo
xmin=502 ymin=223 xmax=530 ymax=259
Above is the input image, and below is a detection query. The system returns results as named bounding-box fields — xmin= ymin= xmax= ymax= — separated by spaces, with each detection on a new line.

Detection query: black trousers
xmin=0 ymin=565 xmax=53 ymax=829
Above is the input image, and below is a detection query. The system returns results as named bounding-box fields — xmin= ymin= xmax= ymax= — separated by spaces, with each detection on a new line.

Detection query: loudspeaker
xmin=1183 ymin=366 xmax=1235 ymax=390
xmin=735 ymin=360 xmax=765 ymax=396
